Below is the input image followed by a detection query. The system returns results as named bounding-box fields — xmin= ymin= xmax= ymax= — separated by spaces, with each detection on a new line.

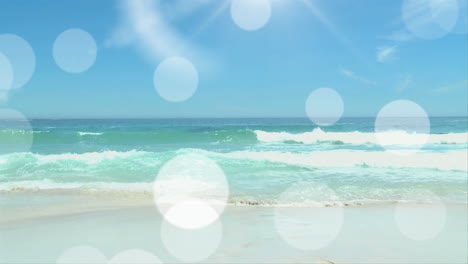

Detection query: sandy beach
xmin=1 ymin=192 xmax=466 ymax=264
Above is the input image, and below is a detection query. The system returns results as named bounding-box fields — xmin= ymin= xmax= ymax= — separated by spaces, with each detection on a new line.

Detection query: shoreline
xmin=1 ymin=193 xmax=467 ymax=263
xmin=2 ymin=189 xmax=466 ymax=222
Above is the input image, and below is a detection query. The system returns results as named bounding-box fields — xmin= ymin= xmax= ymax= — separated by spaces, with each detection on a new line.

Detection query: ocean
xmin=0 ymin=117 xmax=467 ymax=206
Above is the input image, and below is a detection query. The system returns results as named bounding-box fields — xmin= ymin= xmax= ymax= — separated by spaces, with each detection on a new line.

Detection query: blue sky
xmin=0 ymin=0 xmax=467 ymax=118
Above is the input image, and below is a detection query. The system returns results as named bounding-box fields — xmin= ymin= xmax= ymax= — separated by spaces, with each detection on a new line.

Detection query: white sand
xmin=0 ymin=192 xmax=467 ymax=263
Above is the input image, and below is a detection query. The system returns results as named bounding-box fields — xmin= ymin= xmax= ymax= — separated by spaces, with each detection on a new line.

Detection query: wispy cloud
xmin=432 ymin=80 xmax=468 ymax=94
xmin=376 ymin=45 xmax=398 ymax=63
xmin=379 ymin=30 xmax=414 ymax=42
xmin=106 ymin=0 xmax=196 ymax=59
xmin=106 ymin=0 xmax=222 ymax=68
xmin=395 ymin=74 xmax=413 ymax=93
xmin=0 ymin=91 xmax=8 ymax=103
xmin=339 ymin=67 xmax=376 ymax=86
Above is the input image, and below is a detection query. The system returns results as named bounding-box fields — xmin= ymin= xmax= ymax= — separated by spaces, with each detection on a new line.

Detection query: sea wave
xmin=0 ymin=179 xmax=152 ymax=192
xmin=254 ymin=128 xmax=468 ymax=145
xmin=33 ymin=150 xmax=147 ymax=164
xmin=0 ymin=148 xmax=466 ymax=184
xmin=77 ymin=132 xmax=104 ymax=136
xmin=27 ymin=129 xmax=258 ymax=145
xmin=33 ymin=131 xmax=50 ymax=134
xmin=213 ymin=149 xmax=468 ymax=171
xmin=2 ymin=127 xmax=467 ymax=147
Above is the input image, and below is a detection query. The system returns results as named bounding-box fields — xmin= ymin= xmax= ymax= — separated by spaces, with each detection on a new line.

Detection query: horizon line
xmin=16 ymin=115 xmax=468 ymax=120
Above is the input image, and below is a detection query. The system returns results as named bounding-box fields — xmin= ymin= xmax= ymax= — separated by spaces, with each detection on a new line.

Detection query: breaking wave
xmin=254 ymin=128 xmax=468 ymax=145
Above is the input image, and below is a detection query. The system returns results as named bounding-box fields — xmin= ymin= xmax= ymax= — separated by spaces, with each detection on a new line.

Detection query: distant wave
xmin=28 ymin=129 xmax=258 ymax=145
xmin=2 ymin=128 xmax=466 ymax=146
xmin=77 ymin=132 xmax=104 ymax=136
xmin=33 ymin=130 xmax=50 ymax=134
xmin=254 ymin=128 xmax=468 ymax=145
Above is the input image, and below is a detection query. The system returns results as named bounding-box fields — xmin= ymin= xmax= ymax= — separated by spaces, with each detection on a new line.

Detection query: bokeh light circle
xmin=0 ymin=53 xmax=13 ymax=91
xmin=230 ymin=0 xmax=272 ymax=31
xmin=153 ymin=57 xmax=198 ymax=102
xmin=165 ymin=199 xmax=220 ymax=230
xmin=108 ymin=249 xmax=161 ymax=264
xmin=0 ymin=109 xmax=33 ymax=154
xmin=56 ymin=245 xmax=107 ymax=264
xmin=0 ymin=34 xmax=36 ymax=89
xmin=53 ymin=28 xmax=97 ymax=73
xmin=153 ymin=153 xmax=228 ymax=228
xmin=394 ymin=191 xmax=446 ymax=241
xmin=161 ymin=219 xmax=222 ymax=263
xmin=374 ymin=100 xmax=430 ymax=154
xmin=453 ymin=0 xmax=468 ymax=34
xmin=305 ymin=88 xmax=344 ymax=126
xmin=274 ymin=182 xmax=344 ymax=250
xmin=402 ymin=0 xmax=459 ymax=39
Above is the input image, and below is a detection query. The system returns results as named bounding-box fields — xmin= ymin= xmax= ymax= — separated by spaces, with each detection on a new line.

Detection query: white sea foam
xmin=0 ymin=179 xmax=386 ymax=207
xmin=214 ymin=149 xmax=468 ymax=171
xmin=254 ymin=128 xmax=468 ymax=145
xmin=77 ymin=131 xmax=103 ymax=136
xmin=1 ymin=179 xmax=464 ymax=207
xmin=0 ymin=179 xmax=226 ymax=204
xmin=0 ymin=179 xmax=153 ymax=193
xmin=0 ymin=147 xmax=465 ymax=172
xmin=34 ymin=150 xmax=145 ymax=164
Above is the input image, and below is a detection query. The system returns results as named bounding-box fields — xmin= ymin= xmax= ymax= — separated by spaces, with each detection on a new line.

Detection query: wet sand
xmin=0 ymin=193 xmax=467 ymax=263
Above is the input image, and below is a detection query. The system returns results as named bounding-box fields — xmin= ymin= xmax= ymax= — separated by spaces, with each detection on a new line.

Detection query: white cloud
xmin=339 ymin=67 xmax=376 ymax=86
xmin=395 ymin=74 xmax=413 ymax=93
xmin=432 ymin=79 xmax=468 ymax=93
xmin=379 ymin=30 xmax=414 ymax=42
xmin=376 ymin=45 xmax=398 ymax=63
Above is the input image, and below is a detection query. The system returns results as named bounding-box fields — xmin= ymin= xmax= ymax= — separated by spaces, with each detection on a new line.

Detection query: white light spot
xmin=230 ymin=0 xmax=272 ymax=31
xmin=402 ymin=0 xmax=459 ymax=39
xmin=108 ymin=249 xmax=161 ymax=264
xmin=165 ymin=199 xmax=219 ymax=230
xmin=394 ymin=191 xmax=446 ymax=241
xmin=0 ymin=53 xmax=13 ymax=91
xmin=375 ymin=100 xmax=430 ymax=154
xmin=53 ymin=28 xmax=97 ymax=73
xmin=0 ymin=34 xmax=36 ymax=89
xmin=305 ymin=88 xmax=344 ymax=126
xmin=274 ymin=182 xmax=343 ymax=250
xmin=0 ymin=109 xmax=33 ymax=154
xmin=56 ymin=245 xmax=107 ymax=264
xmin=153 ymin=57 xmax=198 ymax=102
xmin=161 ymin=219 xmax=222 ymax=263
xmin=153 ymin=153 xmax=229 ymax=218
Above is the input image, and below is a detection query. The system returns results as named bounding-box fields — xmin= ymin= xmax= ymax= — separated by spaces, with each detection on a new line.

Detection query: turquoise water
xmin=0 ymin=117 xmax=467 ymax=205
